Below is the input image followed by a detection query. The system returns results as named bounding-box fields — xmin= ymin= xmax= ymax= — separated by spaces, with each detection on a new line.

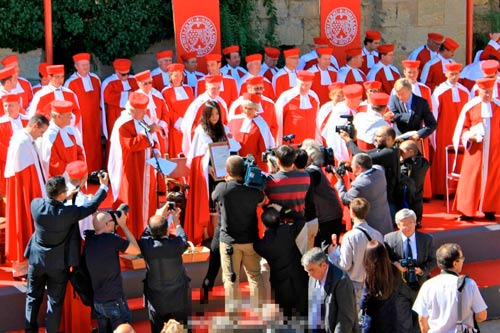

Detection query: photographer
xmin=84 ymin=207 xmax=140 ymax=333
xmin=384 ymin=209 xmax=436 ymax=333
xmin=139 ymin=203 xmax=190 ymax=333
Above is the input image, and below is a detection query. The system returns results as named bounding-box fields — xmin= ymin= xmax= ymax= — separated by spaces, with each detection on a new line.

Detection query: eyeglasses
xmin=118 ymin=72 xmax=130 ymax=76
xmin=141 ymin=81 xmax=153 ymax=85
xmin=457 ymin=256 xmax=465 ymax=262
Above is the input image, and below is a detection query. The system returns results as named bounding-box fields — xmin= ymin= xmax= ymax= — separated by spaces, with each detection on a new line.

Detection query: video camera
xmin=400 ymin=258 xmax=419 ymax=290
xmin=325 ymin=162 xmax=351 ymax=177
xmin=89 ymin=169 xmax=106 ymax=178
xmin=319 ymin=146 xmax=335 ymax=167
xmin=243 ymin=154 xmax=267 ymax=191
xmin=108 ymin=203 xmax=130 ymax=219
xmin=261 ymin=148 xmax=276 ymax=163
xmin=335 ymin=115 xmax=355 ymax=139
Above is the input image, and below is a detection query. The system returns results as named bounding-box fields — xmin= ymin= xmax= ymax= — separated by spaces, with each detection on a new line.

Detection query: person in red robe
xmin=239 ymin=53 xmax=276 ymax=101
xmin=220 ymin=45 xmax=249 ymax=86
xmin=408 ymin=32 xmax=445 ymax=80
xmin=317 ymin=82 xmax=345 ymax=138
xmin=452 ymin=77 xmax=500 ymax=221
xmin=309 ymin=47 xmax=338 ymax=105
xmin=367 ymin=44 xmax=401 ymax=94
xmin=65 ymin=53 xmax=103 ymax=172
xmin=32 ymin=62 xmax=50 ymax=95
xmin=162 ymin=63 xmax=195 ymax=158
xmin=197 ymin=53 xmax=238 ymax=107
xmin=479 ymin=32 xmax=500 ymax=61
xmin=181 ymin=52 xmax=205 ymax=90
xmin=181 ymin=75 xmax=228 ymax=155
xmin=357 ymin=80 xmax=381 ymax=113
xmin=101 ymin=58 xmax=138 ymax=138
xmin=185 ymin=101 xmax=240 ymax=245
xmin=108 ymin=92 xmax=160 ymax=237
xmin=470 ymin=60 xmax=500 ymax=98
xmin=228 ymin=93 xmax=275 ymax=170
xmin=0 ymin=66 xmax=21 ymax=116
xmin=420 ymin=37 xmax=460 ymax=91
xmin=431 ymin=62 xmax=470 ymax=196
xmin=1 ymin=55 xmax=33 ymax=110
xmin=360 ymin=30 xmax=381 ymax=75
xmin=40 ymin=100 xmax=85 ymax=178
xmin=298 ymin=36 xmax=340 ymax=71
xmin=337 ymin=48 xmax=367 ymax=86
xmin=259 ymin=47 xmax=280 ymax=83
xmin=273 ymin=48 xmax=300 ymax=98
xmin=353 ymin=92 xmax=391 ymax=150
xmin=275 ymin=70 xmax=321 ymax=145
xmin=29 ymin=65 xmax=82 ymax=131
xmin=151 ymin=50 xmax=173 ymax=92
xmin=4 ymin=114 xmax=49 ymax=264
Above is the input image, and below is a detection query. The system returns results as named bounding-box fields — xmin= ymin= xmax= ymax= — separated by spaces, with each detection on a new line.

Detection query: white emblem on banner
xmin=180 ymin=15 xmax=217 ymax=56
xmin=325 ymin=7 xmax=358 ymax=47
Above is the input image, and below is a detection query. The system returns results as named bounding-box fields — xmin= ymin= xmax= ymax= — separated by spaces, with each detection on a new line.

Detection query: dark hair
xmin=275 ymin=145 xmax=297 ymax=168
xmin=294 ymin=149 xmax=308 ymax=169
xmin=226 ymin=155 xmax=245 ymax=178
xmin=436 ymin=243 xmax=462 ymax=270
xmin=350 ymin=197 xmax=370 ymax=220
xmin=199 ymin=101 xmax=226 ymax=143
xmin=29 ymin=114 xmax=50 ymax=127
xmin=363 ymin=240 xmax=395 ymax=300
xmin=0 ymin=76 xmax=13 ymax=86
xmin=353 ymin=153 xmax=372 ymax=170
xmin=384 ymin=126 xmax=396 ymax=140
xmin=439 ymin=44 xmax=449 ymax=52
xmin=149 ymin=216 xmax=169 ymax=239
xmin=46 ymin=176 xmax=67 ymax=199
xmin=261 ymin=207 xmax=281 ymax=228
xmin=363 ymin=37 xmax=374 ymax=46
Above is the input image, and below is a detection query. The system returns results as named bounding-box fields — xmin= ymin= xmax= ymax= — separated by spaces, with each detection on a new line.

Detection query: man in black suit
xmin=25 ymin=174 xmax=109 ymax=333
xmin=384 ymin=208 xmax=436 ymax=333
xmin=302 ymin=247 xmax=357 ymax=332
xmin=388 ymin=78 xmax=436 ymax=141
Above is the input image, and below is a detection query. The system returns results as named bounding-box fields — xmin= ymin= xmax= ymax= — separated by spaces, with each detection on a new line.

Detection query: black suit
xmin=25 ymin=186 xmax=107 ymax=333
xmin=388 ymin=93 xmax=436 ymax=139
xmin=384 ymin=230 xmax=436 ymax=333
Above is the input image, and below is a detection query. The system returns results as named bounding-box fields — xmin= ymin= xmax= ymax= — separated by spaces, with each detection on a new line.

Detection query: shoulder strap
xmin=354 ymin=226 xmax=372 ymax=241
xmin=456 ymin=275 xmax=468 ymax=326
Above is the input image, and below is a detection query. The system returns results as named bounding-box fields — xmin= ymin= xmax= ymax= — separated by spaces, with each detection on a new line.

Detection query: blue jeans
xmin=93 ymin=297 xmax=131 ymax=333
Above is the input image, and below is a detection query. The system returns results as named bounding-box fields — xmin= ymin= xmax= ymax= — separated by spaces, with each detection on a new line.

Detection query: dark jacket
xmin=305 ymin=164 xmax=343 ymax=223
xmin=401 ymin=154 xmax=430 ymax=220
xmin=388 ymin=93 xmax=437 ymax=139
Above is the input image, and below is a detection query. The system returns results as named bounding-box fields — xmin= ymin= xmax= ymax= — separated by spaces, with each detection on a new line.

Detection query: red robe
xmin=360 ymin=47 xmax=379 ymax=75
xmin=4 ymin=130 xmax=46 ymax=262
xmin=431 ymin=82 xmax=470 ymax=195
xmin=228 ymin=95 xmax=278 ymax=139
xmin=259 ymin=64 xmax=279 ymax=83
xmin=108 ymin=115 xmax=157 ymax=237
xmin=101 ymin=74 xmax=138 ymax=137
xmin=162 ymin=85 xmax=194 ymax=158
xmin=420 ymin=55 xmax=453 ymax=92
xmin=272 ymin=67 xmax=297 ymax=98
xmin=452 ymin=98 xmax=500 ymax=216
xmin=197 ymin=75 xmax=238 ymax=107
xmin=151 ymin=67 xmax=170 ymax=92
xmin=220 ymin=64 xmax=248 ymax=85
xmin=239 ymin=74 xmax=276 ymax=101
xmin=337 ymin=65 xmax=367 ymax=85
xmin=136 ymin=89 xmax=169 ymax=155
xmin=310 ymin=65 xmax=338 ymax=106
xmin=13 ymin=77 xmax=33 ymax=110
xmin=183 ymin=70 xmax=205 ymax=89
xmin=367 ymin=63 xmax=401 ymax=95
xmin=408 ymin=45 xmax=437 ymax=81
xmin=65 ymin=72 xmax=103 ymax=172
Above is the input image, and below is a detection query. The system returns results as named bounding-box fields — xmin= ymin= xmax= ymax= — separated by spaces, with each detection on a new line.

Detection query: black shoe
xmin=484 ymin=212 xmax=496 ymax=221
xmin=200 ymin=278 xmax=210 ymax=304
xmin=458 ymin=215 xmax=474 ymax=222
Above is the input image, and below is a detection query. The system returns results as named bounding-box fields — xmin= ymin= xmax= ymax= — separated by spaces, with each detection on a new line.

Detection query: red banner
xmin=320 ymin=1 xmax=361 ymax=68
xmin=172 ymin=0 xmax=221 ymax=71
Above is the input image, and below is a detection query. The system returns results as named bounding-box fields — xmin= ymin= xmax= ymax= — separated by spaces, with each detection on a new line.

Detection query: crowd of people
xmin=0 ymin=28 xmax=496 ymax=332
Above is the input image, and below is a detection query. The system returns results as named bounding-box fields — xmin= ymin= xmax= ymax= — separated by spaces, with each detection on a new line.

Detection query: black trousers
xmin=314 ymin=217 xmax=344 ymax=247
xmin=202 ymin=226 xmax=221 ymax=291
xmin=147 ymin=301 xmax=188 ymax=333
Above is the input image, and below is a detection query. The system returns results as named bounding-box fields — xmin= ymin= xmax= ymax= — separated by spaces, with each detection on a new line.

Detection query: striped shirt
xmin=265 ymin=170 xmax=310 ymax=214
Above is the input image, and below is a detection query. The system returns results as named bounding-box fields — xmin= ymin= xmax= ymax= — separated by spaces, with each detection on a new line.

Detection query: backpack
xmin=398 ymin=173 xmax=417 ymax=210
xmin=69 ymin=230 xmax=95 ymax=307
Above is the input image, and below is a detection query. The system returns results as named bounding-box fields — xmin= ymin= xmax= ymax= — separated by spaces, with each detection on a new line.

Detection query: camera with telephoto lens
xmin=319 ymin=146 xmax=335 ymax=167
xmin=89 ymin=170 xmax=106 ymax=178
xmin=400 ymin=258 xmax=419 ymax=289
xmin=326 ymin=162 xmax=351 ymax=176
xmin=261 ymin=148 xmax=276 ymax=163
xmin=108 ymin=203 xmax=130 ymax=219
xmin=167 ymin=201 xmax=176 ymax=210
xmin=283 ymin=133 xmax=296 ymax=144
xmin=335 ymin=115 xmax=355 ymax=139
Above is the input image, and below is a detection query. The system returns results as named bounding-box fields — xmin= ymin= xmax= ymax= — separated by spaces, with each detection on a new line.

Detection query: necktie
xmin=405 ymin=238 xmax=413 ymax=259
xmin=32 ymin=141 xmax=46 ymax=184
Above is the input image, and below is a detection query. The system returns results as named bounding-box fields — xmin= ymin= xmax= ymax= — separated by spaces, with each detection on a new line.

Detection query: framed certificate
xmin=208 ymin=142 xmax=230 ymax=180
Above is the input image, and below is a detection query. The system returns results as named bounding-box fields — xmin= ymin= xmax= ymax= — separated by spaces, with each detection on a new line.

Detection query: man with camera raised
xmin=84 ymin=208 xmax=140 ymax=333
xmin=384 ymin=208 xmax=436 ymax=333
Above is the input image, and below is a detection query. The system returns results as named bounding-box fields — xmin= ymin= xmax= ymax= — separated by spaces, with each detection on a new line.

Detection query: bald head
xmin=148 ymin=215 xmax=169 ymax=238
xmin=93 ymin=211 xmax=112 ymax=233
xmin=400 ymin=139 xmax=419 ymax=159
xmin=113 ymin=323 xmax=136 ymax=333
xmin=374 ymin=125 xmax=396 ymax=148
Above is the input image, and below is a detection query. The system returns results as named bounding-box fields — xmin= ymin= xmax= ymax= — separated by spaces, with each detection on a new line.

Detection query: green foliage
xmin=474 ymin=11 xmax=500 ymax=51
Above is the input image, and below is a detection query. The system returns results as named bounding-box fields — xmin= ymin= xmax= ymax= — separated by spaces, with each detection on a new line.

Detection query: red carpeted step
xmin=430 ymin=259 xmax=500 ymax=288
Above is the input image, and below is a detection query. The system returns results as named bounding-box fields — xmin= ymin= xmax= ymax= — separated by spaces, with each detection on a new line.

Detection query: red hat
xmin=134 ymin=70 xmax=152 ymax=82
xmin=46 ymin=65 xmax=65 ymax=75
xmin=480 ymin=60 xmax=499 ymax=76
xmin=222 ymin=45 xmax=239 ymax=55
xmin=442 ymin=37 xmax=459 ymax=51
xmin=313 ymin=37 xmax=330 ymax=45
xmin=365 ymin=30 xmax=381 ymax=40
xmin=402 ymin=60 xmax=421 ymax=69
xmin=370 ymin=92 xmax=390 ymax=106
xmin=205 ymin=75 xmax=223 ymax=84
xmin=65 ymin=160 xmax=88 ymax=179
xmin=377 ymin=44 xmax=394 ymax=54
xmin=205 ymin=54 xmax=222 ymax=62
xmin=316 ymin=47 xmax=333 ymax=56
xmin=180 ymin=52 xmax=197 ymax=62
xmin=428 ymin=32 xmax=445 ymax=43
xmin=345 ymin=48 xmax=362 ymax=57
xmin=1 ymin=94 xmax=21 ymax=104
xmin=128 ymin=92 xmax=149 ymax=109
xmin=445 ymin=62 xmax=463 ymax=72
xmin=328 ymin=82 xmax=345 ymax=91
xmin=113 ymin=58 xmax=132 ymax=72
xmin=38 ymin=62 xmax=49 ymax=77
xmin=363 ymin=81 xmax=382 ymax=90
xmin=245 ymin=54 xmax=262 ymax=63
xmin=342 ymin=84 xmax=364 ymax=99
xmin=1 ymin=55 xmax=18 ymax=67
xmin=156 ymin=50 xmax=173 ymax=60
xmin=296 ymin=70 xmax=314 ymax=82
xmin=0 ymin=66 xmax=16 ymax=80
xmin=73 ymin=53 xmax=90 ymax=63
xmin=242 ymin=93 xmax=261 ymax=104
xmin=476 ymin=77 xmax=497 ymax=89
xmin=246 ymin=76 xmax=264 ymax=85
xmin=283 ymin=48 xmax=300 ymax=58
xmin=264 ymin=47 xmax=280 ymax=58
xmin=51 ymin=100 xmax=74 ymax=114
xmin=167 ymin=63 xmax=184 ymax=72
